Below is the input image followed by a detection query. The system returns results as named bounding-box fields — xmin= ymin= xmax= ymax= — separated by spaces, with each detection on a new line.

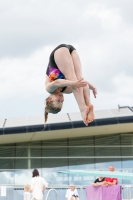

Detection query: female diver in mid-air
xmin=45 ymin=44 xmax=97 ymax=126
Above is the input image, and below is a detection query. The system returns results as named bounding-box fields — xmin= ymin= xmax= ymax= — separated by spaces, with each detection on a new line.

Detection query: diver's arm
xmin=46 ymin=79 xmax=87 ymax=93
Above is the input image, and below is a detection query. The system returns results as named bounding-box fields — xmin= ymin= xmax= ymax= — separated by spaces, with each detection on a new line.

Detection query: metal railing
xmin=118 ymin=105 xmax=133 ymax=112
xmin=0 ymin=185 xmax=133 ymax=200
xmin=45 ymin=189 xmax=58 ymax=200
xmin=122 ymin=185 xmax=133 ymax=200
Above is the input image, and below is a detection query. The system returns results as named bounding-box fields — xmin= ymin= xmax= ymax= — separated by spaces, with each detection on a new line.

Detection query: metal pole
xmin=28 ymin=144 xmax=31 ymax=169
xmin=45 ymin=189 xmax=58 ymax=200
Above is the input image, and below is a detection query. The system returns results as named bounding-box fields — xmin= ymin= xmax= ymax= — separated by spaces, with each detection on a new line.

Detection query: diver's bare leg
xmin=54 ymin=47 xmax=89 ymax=126
xmin=71 ymin=50 xmax=95 ymax=122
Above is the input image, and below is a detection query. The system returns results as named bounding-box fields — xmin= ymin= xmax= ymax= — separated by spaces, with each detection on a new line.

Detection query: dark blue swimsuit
xmin=46 ymin=44 xmax=76 ymax=92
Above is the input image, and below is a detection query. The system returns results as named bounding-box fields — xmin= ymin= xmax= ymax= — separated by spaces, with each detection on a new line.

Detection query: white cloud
xmin=84 ymin=3 xmax=122 ymax=30
xmin=0 ymin=171 xmax=14 ymax=184
xmin=15 ymin=170 xmax=32 ymax=185
xmin=113 ymin=73 xmax=133 ymax=96
xmin=0 ymin=46 xmax=53 ymax=99
xmin=0 ymin=0 xmax=133 ymax=118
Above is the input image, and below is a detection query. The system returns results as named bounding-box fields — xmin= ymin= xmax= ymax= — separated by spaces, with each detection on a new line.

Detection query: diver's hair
xmin=44 ymin=96 xmax=62 ymax=122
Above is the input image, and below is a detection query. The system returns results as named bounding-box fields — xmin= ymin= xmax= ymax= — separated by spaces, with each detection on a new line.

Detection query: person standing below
xmin=30 ymin=169 xmax=48 ymax=200
xmin=24 ymin=184 xmax=32 ymax=200
xmin=65 ymin=183 xmax=79 ymax=200
xmin=92 ymin=176 xmax=105 ymax=186
xmin=104 ymin=165 xmax=118 ymax=186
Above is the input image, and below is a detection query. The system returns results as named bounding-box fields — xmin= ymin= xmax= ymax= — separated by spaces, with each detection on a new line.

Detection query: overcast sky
xmin=0 ymin=0 xmax=133 ymax=119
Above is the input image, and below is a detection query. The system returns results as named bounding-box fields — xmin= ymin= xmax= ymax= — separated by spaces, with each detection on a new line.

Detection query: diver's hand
xmin=71 ymin=78 xmax=87 ymax=89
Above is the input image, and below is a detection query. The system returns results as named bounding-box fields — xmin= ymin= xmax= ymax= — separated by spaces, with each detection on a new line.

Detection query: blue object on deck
xmin=58 ymin=170 xmax=133 ymax=180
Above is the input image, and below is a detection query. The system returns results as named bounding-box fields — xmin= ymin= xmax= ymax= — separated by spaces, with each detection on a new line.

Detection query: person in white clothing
xmin=65 ymin=183 xmax=79 ymax=200
xmin=30 ymin=169 xmax=48 ymax=200
xmin=24 ymin=184 xmax=32 ymax=200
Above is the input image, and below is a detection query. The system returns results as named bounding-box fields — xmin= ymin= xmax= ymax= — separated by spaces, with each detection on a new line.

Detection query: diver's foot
xmin=81 ymin=106 xmax=90 ymax=126
xmin=87 ymin=104 xmax=95 ymax=123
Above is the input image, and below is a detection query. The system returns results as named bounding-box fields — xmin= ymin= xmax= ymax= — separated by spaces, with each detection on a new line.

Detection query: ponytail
xmin=44 ymin=110 xmax=48 ymax=123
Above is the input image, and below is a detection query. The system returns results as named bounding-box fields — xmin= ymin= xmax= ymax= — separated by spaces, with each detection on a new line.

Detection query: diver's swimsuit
xmin=46 ymin=44 xmax=76 ymax=92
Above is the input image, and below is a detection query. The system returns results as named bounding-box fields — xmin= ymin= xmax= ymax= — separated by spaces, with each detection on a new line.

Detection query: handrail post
xmin=45 ymin=188 xmax=58 ymax=200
